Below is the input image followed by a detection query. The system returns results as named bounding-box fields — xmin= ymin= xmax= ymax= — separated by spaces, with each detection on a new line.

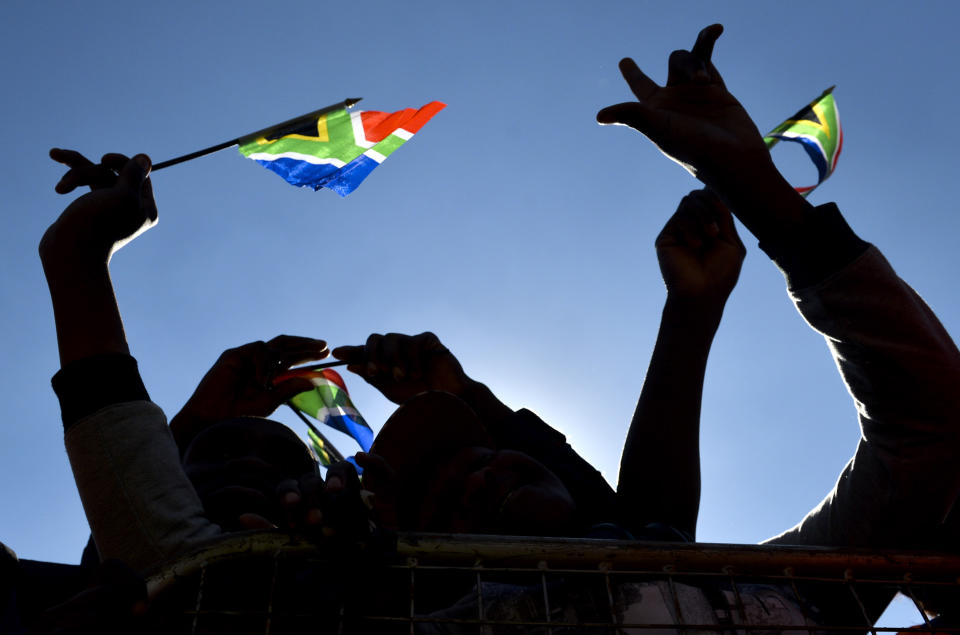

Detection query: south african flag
xmin=764 ymin=86 xmax=842 ymax=197
xmin=277 ymin=367 xmax=373 ymax=454
xmin=238 ymin=101 xmax=445 ymax=196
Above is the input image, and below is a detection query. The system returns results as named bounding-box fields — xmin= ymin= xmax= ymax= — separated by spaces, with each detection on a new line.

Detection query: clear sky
xmin=2 ymin=0 xmax=957 ymax=624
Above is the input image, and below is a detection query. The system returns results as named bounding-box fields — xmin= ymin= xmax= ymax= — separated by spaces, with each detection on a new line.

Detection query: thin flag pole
xmin=286 ymin=402 xmax=346 ymax=464
xmin=295 ymin=360 xmax=350 ymax=372
xmin=152 ymin=97 xmax=362 ymax=171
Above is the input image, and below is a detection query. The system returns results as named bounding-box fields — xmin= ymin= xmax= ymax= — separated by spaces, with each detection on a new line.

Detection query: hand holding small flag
xmin=169 ymin=335 xmax=330 ymax=452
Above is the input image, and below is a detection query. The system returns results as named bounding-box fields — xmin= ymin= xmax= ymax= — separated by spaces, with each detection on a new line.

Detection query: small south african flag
xmin=277 ymin=367 xmax=373 ymax=454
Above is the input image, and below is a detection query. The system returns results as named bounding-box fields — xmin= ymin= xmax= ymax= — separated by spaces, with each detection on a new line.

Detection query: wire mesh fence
xmin=143 ymin=531 xmax=960 ymax=633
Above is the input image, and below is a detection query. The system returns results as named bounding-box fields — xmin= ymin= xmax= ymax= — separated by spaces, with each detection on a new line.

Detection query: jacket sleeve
xmin=54 ymin=354 xmax=221 ymax=573
xmin=64 ymin=400 xmax=221 ymax=572
xmin=765 ymin=244 xmax=960 ymax=549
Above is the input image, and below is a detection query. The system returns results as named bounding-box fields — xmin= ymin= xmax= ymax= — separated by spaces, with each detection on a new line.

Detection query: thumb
xmin=117 ymin=154 xmax=151 ymax=191
xmin=596 ymin=102 xmax=653 ymax=131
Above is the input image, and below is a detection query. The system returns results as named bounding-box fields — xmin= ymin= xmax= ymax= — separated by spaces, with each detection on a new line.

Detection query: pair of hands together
xmin=170 ymin=331 xmax=470 ymax=533
xmin=171 ymin=330 xmax=471 ymax=443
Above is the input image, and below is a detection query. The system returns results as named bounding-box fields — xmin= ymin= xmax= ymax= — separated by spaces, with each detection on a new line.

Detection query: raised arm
xmin=618 ymin=190 xmax=744 ymax=540
xmin=41 ymin=150 xmax=224 ymax=571
xmin=40 ymin=149 xmax=156 ymax=366
xmin=600 ymin=27 xmax=960 ymax=622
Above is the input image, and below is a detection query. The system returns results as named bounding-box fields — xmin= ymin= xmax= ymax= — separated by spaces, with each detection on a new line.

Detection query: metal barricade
xmin=144 ymin=531 xmax=960 ymax=633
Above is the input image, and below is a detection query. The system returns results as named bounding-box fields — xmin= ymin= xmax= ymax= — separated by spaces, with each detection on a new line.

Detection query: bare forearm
xmin=42 ymin=255 xmax=128 ymax=367
xmin=709 ymin=155 xmax=814 ymax=249
xmin=618 ymin=297 xmax=723 ymax=538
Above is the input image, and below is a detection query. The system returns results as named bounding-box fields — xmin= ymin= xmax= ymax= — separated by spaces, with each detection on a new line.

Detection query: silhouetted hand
xmin=316 ymin=461 xmax=375 ymax=539
xmin=332 ymin=332 xmax=470 ymax=405
xmin=40 ymin=149 xmax=157 ymax=265
xmin=596 ymin=25 xmax=772 ymax=190
xmin=170 ymin=336 xmax=329 ymax=450
xmin=355 ymin=451 xmax=399 ymax=531
xmin=26 ymin=560 xmax=147 ymax=634
xmin=258 ymin=462 xmax=374 ymax=539
xmin=656 ymin=190 xmax=745 ymax=308
xmin=224 ymin=470 xmax=329 ymax=533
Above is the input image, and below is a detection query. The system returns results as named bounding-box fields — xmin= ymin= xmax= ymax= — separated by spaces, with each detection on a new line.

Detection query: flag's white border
xmin=246 ymin=151 xmax=347 ymax=168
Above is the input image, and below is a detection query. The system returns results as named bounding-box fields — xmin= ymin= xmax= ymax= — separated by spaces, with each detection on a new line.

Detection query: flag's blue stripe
xmin=321 ymin=413 xmax=350 ymax=436
xmin=770 ymin=135 xmax=830 ymax=183
xmin=324 ymin=413 xmax=374 ymax=452
xmin=254 ymin=158 xmax=341 ymax=190
xmin=345 ymin=456 xmax=363 ymax=475
xmin=326 ymin=155 xmax=380 ymax=197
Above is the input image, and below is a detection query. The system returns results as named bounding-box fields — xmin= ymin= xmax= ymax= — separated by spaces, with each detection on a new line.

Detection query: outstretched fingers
xmin=596 ymin=101 xmax=653 ymax=129
xmin=691 ymin=24 xmax=723 ymax=63
xmin=265 ymin=335 xmax=330 ymax=368
xmin=619 ymin=57 xmax=659 ymax=102
xmin=50 ymin=148 xmax=114 ymax=194
xmin=596 ymin=61 xmax=661 ymax=131
xmin=669 ymin=23 xmax=725 ymax=87
xmin=50 ymin=148 xmax=94 ymax=168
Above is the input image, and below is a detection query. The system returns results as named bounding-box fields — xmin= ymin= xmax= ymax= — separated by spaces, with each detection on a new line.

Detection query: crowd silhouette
xmin=2 ymin=23 xmax=958 ymax=633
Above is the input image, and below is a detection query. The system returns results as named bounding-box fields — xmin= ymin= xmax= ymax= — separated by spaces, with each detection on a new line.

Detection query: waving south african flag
xmin=764 ymin=86 xmax=842 ymax=197
xmin=238 ymin=101 xmax=445 ymax=196
xmin=277 ymin=367 xmax=374 ymax=454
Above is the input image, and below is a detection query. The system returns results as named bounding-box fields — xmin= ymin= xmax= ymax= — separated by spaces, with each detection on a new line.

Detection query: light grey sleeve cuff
xmin=65 ymin=401 xmax=221 ymax=573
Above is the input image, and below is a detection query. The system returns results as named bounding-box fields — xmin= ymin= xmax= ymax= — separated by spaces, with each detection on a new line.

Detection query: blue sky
xmin=2 ymin=0 xmax=957 ymax=624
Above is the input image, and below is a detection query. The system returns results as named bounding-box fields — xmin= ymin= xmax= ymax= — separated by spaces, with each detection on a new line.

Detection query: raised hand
xmin=41 ymin=150 xmax=159 ymax=365
xmin=170 ymin=335 xmax=329 ymax=451
xmin=616 ymin=189 xmax=744 ymax=540
xmin=41 ymin=149 xmax=157 ymax=264
xmin=265 ymin=461 xmax=376 ymax=538
xmin=355 ymin=451 xmax=399 ymax=530
xmin=656 ymin=189 xmax=745 ymax=309
xmin=332 ymin=332 xmax=470 ymax=405
xmin=596 ymin=25 xmax=772 ymax=191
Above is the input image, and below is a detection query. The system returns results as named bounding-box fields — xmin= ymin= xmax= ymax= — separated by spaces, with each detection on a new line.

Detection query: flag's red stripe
xmin=400 ymin=101 xmax=446 ymax=133
xmin=361 ymin=109 xmax=414 ymax=142
xmin=358 ymin=102 xmax=446 ymax=142
xmin=274 ymin=367 xmax=348 ymax=392
xmin=319 ymin=368 xmax=348 ymax=391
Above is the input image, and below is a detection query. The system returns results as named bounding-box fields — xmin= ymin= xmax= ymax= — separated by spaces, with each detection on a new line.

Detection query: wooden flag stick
xmin=286 ymin=402 xmax=346 ymax=464
xmin=152 ymin=97 xmax=362 ymax=171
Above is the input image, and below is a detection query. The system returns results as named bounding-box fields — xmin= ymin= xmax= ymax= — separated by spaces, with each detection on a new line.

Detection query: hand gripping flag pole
xmin=152 ymin=98 xmax=362 ymax=170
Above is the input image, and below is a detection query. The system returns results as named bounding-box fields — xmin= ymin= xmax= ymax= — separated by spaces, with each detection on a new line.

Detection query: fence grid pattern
xmin=143 ymin=532 xmax=960 ymax=633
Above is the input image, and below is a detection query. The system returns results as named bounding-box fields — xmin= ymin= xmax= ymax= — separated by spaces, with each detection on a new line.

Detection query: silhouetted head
xmin=372 ymin=392 xmax=577 ymax=536
xmin=181 ymin=417 xmax=315 ymax=530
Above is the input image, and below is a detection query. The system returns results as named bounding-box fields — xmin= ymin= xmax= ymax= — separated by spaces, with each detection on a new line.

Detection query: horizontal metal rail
xmin=143 ymin=531 xmax=960 ymax=633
